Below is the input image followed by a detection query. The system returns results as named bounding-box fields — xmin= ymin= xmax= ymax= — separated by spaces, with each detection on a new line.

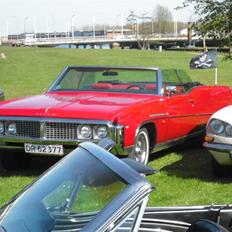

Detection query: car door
xmin=165 ymin=93 xmax=198 ymax=141
xmin=187 ymin=85 xmax=232 ymax=123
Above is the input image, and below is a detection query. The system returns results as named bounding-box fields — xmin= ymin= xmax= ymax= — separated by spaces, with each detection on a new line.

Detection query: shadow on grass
xmin=150 ymin=145 xmax=232 ymax=183
xmin=1 ymin=146 xmax=232 ymax=184
xmin=0 ymin=156 xmax=60 ymax=177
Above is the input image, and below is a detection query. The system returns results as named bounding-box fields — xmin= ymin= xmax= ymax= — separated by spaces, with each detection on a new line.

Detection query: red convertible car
xmin=0 ymin=66 xmax=231 ymax=169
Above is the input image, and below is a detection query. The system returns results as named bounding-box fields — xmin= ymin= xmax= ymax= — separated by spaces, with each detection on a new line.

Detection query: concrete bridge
xmin=10 ymin=35 xmax=197 ymax=49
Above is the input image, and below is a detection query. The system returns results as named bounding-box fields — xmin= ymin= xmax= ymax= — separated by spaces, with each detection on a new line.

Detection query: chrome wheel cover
xmin=133 ymin=130 xmax=149 ymax=164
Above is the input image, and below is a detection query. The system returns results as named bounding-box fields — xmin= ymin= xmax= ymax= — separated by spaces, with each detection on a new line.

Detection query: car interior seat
xmin=186 ymin=219 xmax=229 ymax=232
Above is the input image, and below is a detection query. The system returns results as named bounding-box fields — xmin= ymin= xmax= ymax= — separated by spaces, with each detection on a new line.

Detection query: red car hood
xmin=0 ymin=92 xmax=158 ymax=121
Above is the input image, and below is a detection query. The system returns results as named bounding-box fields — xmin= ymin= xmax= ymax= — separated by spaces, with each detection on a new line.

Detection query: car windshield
xmin=50 ymin=67 xmax=194 ymax=95
xmin=50 ymin=67 xmax=158 ymax=94
xmin=0 ymin=147 xmax=127 ymax=231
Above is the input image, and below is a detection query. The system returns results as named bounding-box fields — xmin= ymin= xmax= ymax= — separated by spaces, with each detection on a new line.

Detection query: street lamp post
xmin=65 ymin=22 xmax=69 ymax=39
xmin=121 ymin=13 xmax=124 ymax=37
xmin=33 ymin=16 xmax=37 ymax=39
xmin=50 ymin=14 xmax=56 ymax=39
xmin=92 ymin=16 xmax=95 ymax=39
xmin=24 ymin=16 xmax=29 ymax=34
xmin=6 ymin=20 xmax=9 ymax=40
xmin=12 ymin=16 xmax=18 ymax=40
xmin=173 ymin=13 xmax=178 ymax=38
xmin=71 ymin=14 xmax=75 ymax=40
xmin=46 ymin=16 xmax=50 ymax=39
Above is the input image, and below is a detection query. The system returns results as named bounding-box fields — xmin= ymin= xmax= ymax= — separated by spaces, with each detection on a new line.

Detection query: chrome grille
xmin=45 ymin=122 xmax=78 ymax=141
xmin=16 ymin=121 xmax=40 ymax=138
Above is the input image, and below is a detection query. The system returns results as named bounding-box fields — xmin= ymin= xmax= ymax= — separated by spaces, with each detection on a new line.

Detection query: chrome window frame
xmin=48 ymin=66 xmax=163 ymax=96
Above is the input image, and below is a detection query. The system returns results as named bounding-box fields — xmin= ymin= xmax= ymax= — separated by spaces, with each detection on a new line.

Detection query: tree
xmin=136 ymin=12 xmax=153 ymax=49
xmin=178 ymin=0 xmax=232 ymax=58
xmin=126 ymin=10 xmax=137 ymax=35
xmin=153 ymin=4 xmax=173 ymax=35
xmin=126 ymin=11 xmax=153 ymax=49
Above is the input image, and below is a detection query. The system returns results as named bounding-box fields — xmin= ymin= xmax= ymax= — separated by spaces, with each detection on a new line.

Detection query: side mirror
xmin=187 ymin=219 xmax=229 ymax=232
xmin=0 ymin=89 xmax=4 ymax=101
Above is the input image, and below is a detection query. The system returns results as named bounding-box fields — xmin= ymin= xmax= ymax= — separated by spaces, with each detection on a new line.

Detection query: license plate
xmin=24 ymin=143 xmax=64 ymax=156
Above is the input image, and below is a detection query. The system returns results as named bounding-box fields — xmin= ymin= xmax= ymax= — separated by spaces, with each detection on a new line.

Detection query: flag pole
xmin=215 ymin=67 xmax=218 ymax=85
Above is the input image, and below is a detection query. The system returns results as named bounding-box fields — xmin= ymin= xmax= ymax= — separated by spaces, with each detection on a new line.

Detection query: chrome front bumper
xmin=203 ymin=142 xmax=232 ymax=166
xmin=0 ymin=117 xmax=126 ymax=156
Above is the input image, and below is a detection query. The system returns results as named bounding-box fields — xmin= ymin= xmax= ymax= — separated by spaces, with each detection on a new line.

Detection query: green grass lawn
xmin=0 ymin=46 xmax=232 ymax=207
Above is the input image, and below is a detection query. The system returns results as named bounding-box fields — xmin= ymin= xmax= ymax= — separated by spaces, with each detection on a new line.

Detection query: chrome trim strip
xmin=0 ymin=137 xmax=88 ymax=144
xmin=40 ymin=121 xmax=46 ymax=139
xmin=167 ymin=113 xmax=211 ymax=119
xmin=115 ymin=125 xmax=124 ymax=155
xmin=156 ymin=69 xmax=163 ymax=96
xmin=149 ymin=113 xmax=210 ymax=119
xmin=149 ymin=113 xmax=169 ymax=118
xmin=133 ymin=196 xmax=149 ymax=232
xmin=48 ymin=66 xmax=162 ymax=94
xmin=0 ymin=116 xmax=111 ymax=125
xmin=141 ymin=218 xmax=190 ymax=227
xmin=203 ymin=142 xmax=232 ymax=152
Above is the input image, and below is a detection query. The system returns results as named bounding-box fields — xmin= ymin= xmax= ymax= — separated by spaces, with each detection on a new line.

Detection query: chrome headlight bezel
xmin=207 ymin=118 xmax=232 ymax=137
xmin=93 ymin=125 xmax=108 ymax=140
xmin=78 ymin=125 xmax=93 ymax=139
xmin=6 ymin=122 xmax=17 ymax=135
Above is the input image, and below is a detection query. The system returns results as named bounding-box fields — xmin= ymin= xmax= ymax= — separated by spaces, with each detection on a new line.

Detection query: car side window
xmin=42 ymin=180 xmax=73 ymax=209
xmin=69 ymin=181 xmax=126 ymax=213
xmin=162 ymin=69 xmax=196 ymax=96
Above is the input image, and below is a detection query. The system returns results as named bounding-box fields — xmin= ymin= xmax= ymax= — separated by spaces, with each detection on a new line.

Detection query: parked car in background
xmin=0 ymin=66 xmax=231 ymax=170
xmin=0 ymin=140 xmax=231 ymax=232
xmin=204 ymin=105 xmax=232 ymax=176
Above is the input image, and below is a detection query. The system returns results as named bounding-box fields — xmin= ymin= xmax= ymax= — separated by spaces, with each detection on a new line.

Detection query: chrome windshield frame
xmin=47 ymin=66 xmax=163 ymax=96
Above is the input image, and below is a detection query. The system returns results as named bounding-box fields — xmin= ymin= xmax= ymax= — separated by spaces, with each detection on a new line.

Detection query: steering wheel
xmin=126 ymin=84 xmax=144 ymax=90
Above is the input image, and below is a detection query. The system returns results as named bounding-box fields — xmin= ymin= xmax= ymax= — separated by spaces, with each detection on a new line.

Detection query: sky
xmin=0 ymin=0 xmax=194 ymax=35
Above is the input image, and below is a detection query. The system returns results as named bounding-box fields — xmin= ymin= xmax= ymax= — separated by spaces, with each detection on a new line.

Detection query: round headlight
xmin=0 ymin=122 xmax=4 ymax=134
xmin=95 ymin=126 xmax=108 ymax=139
xmin=225 ymin=124 xmax=232 ymax=137
xmin=7 ymin=123 xmax=17 ymax=135
xmin=208 ymin=119 xmax=225 ymax=135
xmin=78 ymin=125 xmax=92 ymax=139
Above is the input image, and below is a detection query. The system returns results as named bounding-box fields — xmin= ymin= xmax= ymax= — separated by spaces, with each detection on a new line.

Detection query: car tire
xmin=129 ymin=128 xmax=150 ymax=165
xmin=0 ymin=153 xmax=32 ymax=170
